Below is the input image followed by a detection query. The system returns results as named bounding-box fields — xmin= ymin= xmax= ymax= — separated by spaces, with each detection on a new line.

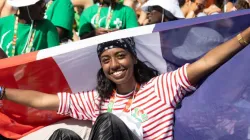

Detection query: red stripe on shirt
xmin=70 ymin=95 xmax=80 ymax=119
xmin=58 ymin=93 xmax=63 ymax=113
xmin=78 ymin=93 xmax=92 ymax=120
xmin=63 ymin=93 xmax=69 ymax=114
xmin=173 ymin=71 xmax=181 ymax=103
xmin=144 ymin=123 xmax=173 ymax=139
xmin=149 ymin=128 xmax=173 ymax=140
xmin=144 ymin=111 xmax=174 ymax=129
xmin=169 ymin=72 xmax=177 ymax=106
xmin=166 ymin=74 xmax=174 ymax=108
xmin=161 ymin=74 xmax=167 ymax=104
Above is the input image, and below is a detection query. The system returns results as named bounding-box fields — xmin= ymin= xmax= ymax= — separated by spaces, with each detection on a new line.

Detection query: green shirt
xmin=79 ymin=3 xmax=138 ymax=37
xmin=0 ymin=14 xmax=59 ymax=57
xmin=45 ymin=0 xmax=74 ymax=39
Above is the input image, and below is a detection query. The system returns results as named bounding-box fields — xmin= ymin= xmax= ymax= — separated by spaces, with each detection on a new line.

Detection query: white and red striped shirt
xmin=57 ymin=64 xmax=196 ymax=140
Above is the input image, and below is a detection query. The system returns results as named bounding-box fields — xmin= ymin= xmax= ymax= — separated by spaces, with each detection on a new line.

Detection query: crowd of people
xmin=0 ymin=0 xmax=249 ymax=58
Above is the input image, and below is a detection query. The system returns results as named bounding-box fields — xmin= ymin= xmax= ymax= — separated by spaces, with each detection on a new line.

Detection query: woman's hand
xmin=108 ymin=28 xmax=119 ymax=32
xmin=95 ymin=28 xmax=109 ymax=35
xmin=80 ymin=28 xmax=110 ymax=39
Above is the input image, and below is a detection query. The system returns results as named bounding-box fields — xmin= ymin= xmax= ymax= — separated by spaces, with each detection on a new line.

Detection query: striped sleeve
xmin=155 ymin=64 xmax=196 ymax=107
xmin=57 ymin=90 xmax=98 ymax=121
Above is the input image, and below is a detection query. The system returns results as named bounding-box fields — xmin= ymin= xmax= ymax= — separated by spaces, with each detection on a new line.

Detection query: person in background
xmin=71 ymin=0 xmax=95 ymax=41
xmin=78 ymin=0 xmax=138 ymax=39
xmin=45 ymin=0 xmax=74 ymax=43
xmin=0 ymin=0 xmax=16 ymax=18
xmin=123 ymin=0 xmax=148 ymax=26
xmin=179 ymin=0 xmax=208 ymax=18
xmin=141 ymin=0 xmax=184 ymax=25
xmin=0 ymin=0 xmax=59 ymax=57
xmin=136 ymin=0 xmax=149 ymax=26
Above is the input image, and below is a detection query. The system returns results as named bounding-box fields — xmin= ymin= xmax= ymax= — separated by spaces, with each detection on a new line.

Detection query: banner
xmin=0 ymin=9 xmax=250 ymax=139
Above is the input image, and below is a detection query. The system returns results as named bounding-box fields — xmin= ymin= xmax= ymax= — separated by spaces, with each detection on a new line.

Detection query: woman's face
xmin=100 ymin=47 xmax=136 ymax=85
xmin=147 ymin=6 xmax=164 ymax=24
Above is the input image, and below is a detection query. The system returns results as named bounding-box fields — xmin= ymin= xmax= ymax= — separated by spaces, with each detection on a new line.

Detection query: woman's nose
xmin=110 ymin=58 xmax=120 ymax=70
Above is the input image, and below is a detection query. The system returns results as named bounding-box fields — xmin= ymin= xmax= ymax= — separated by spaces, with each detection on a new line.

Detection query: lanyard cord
xmin=11 ymin=8 xmax=36 ymax=56
xmin=107 ymin=84 xmax=140 ymax=114
xmin=95 ymin=4 xmax=113 ymax=29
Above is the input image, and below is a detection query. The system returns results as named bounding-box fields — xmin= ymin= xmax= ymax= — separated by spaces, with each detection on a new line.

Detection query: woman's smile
xmin=111 ymin=69 xmax=126 ymax=79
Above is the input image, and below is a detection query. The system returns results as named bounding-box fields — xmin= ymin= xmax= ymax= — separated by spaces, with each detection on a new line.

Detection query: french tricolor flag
xmin=0 ymin=9 xmax=250 ymax=140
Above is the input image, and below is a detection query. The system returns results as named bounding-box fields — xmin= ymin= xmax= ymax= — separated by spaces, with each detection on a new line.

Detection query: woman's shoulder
xmin=0 ymin=14 xmax=14 ymax=22
xmin=84 ymin=4 xmax=98 ymax=13
xmin=0 ymin=14 xmax=14 ymax=29
xmin=141 ymin=76 xmax=159 ymax=87
xmin=81 ymin=4 xmax=98 ymax=18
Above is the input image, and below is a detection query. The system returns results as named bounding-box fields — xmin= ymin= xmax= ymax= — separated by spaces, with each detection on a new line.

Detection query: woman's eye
xmin=117 ymin=54 xmax=125 ymax=59
xmin=101 ymin=58 xmax=109 ymax=64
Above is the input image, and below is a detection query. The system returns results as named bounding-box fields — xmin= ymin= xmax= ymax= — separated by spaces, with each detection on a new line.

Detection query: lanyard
xmin=46 ymin=0 xmax=53 ymax=9
xmin=95 ymin=5 xmax=114 ymax=29
xmin=107 ymin=84 xmax=140 ymax=113
xmin=11 ymin=15 xmax=36 ymax=57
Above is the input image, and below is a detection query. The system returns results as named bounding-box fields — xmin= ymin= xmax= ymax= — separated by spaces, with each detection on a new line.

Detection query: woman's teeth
xmin=113 ymin=71 xmax=123 ymax=76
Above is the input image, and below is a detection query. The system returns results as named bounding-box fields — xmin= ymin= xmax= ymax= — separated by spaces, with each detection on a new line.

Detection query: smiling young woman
xmin=1 ymin=27 xmax=250 ymax=140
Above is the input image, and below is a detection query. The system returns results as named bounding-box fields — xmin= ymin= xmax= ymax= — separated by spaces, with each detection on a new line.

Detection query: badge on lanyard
xmin=107 ymin=84 xmax=149 ymax=123
xmin=132 ymin=107 xmax=148 ymax=123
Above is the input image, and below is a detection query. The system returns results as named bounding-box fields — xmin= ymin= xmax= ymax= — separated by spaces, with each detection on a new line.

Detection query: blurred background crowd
xmin=0 ymin=0 xmax=249 ymax=58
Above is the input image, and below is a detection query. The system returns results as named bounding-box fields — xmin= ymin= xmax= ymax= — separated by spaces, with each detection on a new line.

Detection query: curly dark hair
xmin=96 ymin=59 xmax=159 ymax=99
xmin=235 ymin=0 xmax=250 ymax=10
